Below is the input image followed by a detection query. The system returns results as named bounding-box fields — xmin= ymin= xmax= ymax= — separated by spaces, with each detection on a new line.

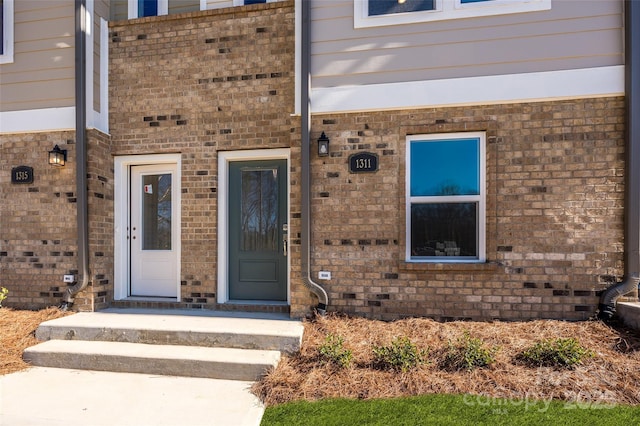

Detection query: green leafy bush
xmin=318 ymin=334 xmax=353 ymax=368
xmin=0 ymin=287 xmax=8 ymax=307
xmin=519 ymin=338 xmax=593 ymax=368
xmin=372 ymin=336 xmax=428 ymax=372
xmin=440 ymin=331 xmax=498 ymax=371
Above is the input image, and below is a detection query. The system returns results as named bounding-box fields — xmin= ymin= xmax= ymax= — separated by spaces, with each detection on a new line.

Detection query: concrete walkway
xmin=1 ymin=308 xmax=305 ymax=426
xmin=0 ymin=367 xmax=264 ymax=426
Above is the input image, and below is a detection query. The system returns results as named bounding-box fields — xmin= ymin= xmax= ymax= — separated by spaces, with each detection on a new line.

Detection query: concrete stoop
xmin=23 ymin=308 xmax=304 ymax=381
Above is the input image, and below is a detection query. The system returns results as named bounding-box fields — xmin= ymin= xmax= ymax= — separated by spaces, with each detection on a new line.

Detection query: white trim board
xmin=113 ymin=154 xmax=182 ymax=301
xmin=0 ymin=107 xmax=75 ymax=133
xmin=311 ymin=66 xmax=625 ymax=114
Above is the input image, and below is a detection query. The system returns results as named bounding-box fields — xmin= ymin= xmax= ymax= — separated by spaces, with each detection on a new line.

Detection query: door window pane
xmin=142 ymin=173 xmax=171 ymax=250
xmin=410 ymin=138 xmax=479 ymax=196
xmin=241 ymin=169 xmax=278 ymax=252
xmin=411 ymin=203 xmax=477 ymax=257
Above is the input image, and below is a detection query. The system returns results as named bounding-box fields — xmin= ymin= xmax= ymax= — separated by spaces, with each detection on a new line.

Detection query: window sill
xmin=401 ymin=261 xmax=502 ymax=273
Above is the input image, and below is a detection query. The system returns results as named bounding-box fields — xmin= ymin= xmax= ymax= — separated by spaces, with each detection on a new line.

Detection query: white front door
xmin=129 ymin=164 xmax=179 ymax=297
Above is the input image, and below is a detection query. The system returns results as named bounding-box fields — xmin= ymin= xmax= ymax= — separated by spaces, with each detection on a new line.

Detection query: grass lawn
xmin=261 ymin=393 xmax=640 ymax=426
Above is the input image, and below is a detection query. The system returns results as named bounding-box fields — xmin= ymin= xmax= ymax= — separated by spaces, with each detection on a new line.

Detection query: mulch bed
xmin=253 ymin=313 xmax=640 ymax=407
xmin=0 ymin=307 xmax=71 ymax=375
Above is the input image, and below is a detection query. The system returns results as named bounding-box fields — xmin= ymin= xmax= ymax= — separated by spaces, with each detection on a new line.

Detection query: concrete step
xmin=23 ymin=339 xmax=281 ymax=381
xmin=35 ymin=309 xmax=304 ymax=353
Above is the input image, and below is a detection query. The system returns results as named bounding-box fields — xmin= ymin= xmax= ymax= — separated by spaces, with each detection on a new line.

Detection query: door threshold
xmin=219 ymin=301 xmax=290 ymax=314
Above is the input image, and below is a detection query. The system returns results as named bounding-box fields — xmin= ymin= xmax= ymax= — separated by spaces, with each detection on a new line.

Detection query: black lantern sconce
xmin=48 ymin=145 xmax=67 ymax=167
xmin=317 ymin=132 xmax=330 ymax=157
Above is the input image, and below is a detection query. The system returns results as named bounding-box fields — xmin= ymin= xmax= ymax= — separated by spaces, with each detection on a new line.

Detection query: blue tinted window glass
xmin=410 ymin=138 xmax=479 ymax=196
xmin=138 ymin=0 xmax=157 ymax=17
xmin=245 ymin=0 xmax=266 ymax=4
xmin=369 ymin=0 xmax=434 ymax=16
xmin=461 ymin=0 xmax=492 ymax=3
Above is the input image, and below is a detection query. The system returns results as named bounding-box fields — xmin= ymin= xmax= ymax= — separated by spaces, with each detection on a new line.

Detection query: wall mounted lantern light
xmin=317 ymin=132 xmax=330 ymax=157
xmin=48 ymin=145 xmax=67 ymax=166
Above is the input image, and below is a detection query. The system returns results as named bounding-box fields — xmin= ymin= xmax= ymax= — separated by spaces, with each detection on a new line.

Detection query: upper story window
xmin=355 ymin=0 xmax=551 ymax=28
xmin=118 ymin=0 xmax=273 ymax=21
xmin=139 ymin=0 xmax=158 ymax=17
xmin=406 ymin=133 xmax=486 ymax=263
xmin=369 ymin=0 xmax=434 ymax=16
xmin=233 ymin=0 xmax=274 ymax=6
xmin=0 ymin=0 xmax=14 ymax=64
xmin=128 ymin=0 xmax=168 ymax=19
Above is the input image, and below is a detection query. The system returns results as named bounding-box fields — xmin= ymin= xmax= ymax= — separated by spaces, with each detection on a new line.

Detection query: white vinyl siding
xmin=311 ymin=0 xmax=623 ymax=89
xmin=0 ymin=0 xmax=74 ymax=112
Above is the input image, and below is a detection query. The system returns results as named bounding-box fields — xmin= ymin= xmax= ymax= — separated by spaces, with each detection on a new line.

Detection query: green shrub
xmin=441 ymin=331 xmax=498 ymax=371
xmin=372 ymin=336 xmax=428 ymax=372
xmin=519 ymin=338 xmax=593 ymax=368
xmin=0 ymin=287 xmax=8 ymax=307
xmin=318 ymin=334 xmax=353 ymax=368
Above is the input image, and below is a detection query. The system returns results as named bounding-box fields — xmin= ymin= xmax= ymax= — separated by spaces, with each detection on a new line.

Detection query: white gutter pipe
xmin=300 ymin=0 xmax=328 ymax=314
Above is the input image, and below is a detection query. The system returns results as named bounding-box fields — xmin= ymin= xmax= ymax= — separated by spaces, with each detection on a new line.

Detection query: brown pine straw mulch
xmin=0 ymin=307 xmax=72 ymax=375
xmin=253 ymin=313 xmax=640 ymax=407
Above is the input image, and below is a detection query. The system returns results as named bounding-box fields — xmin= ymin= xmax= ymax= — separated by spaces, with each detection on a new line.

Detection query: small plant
xmin=318 ymin=334 xmax=353 ymax=368
xmin=519 ymin=338 xmax=594 ymax=369
xmin=372 ymin=336 xmax=428 ymax=372
xmin=441 ymin=331 xmax=498 ymax=371
xmin=0 ymin=287 xmax=8 ymax=307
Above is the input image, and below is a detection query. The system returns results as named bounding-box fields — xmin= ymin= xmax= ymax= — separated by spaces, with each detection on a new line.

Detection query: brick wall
xmin=0 ymin=129 xmax=112 ymax=311
xmin=0 ymin=131 xmax=79 ymax=309
xmin=3 ymin=2 xmax=628 ymax=320
xmin=306 ymin=97 xmax=627 ymax=321
xmin=86 ymin=129 xmax=115 ymax=310
xmin=108 ymin=1 xmax=296 ymax=308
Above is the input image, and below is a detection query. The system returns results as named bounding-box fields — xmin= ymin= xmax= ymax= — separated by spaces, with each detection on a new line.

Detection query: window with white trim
xmin=355 ymin=0 xmax=551 ymax=28
xmin=232 ymin=0 xmax=277 ymax=6
xmin=406 ymin=133 xmax=486 ymax=262
xmin=128 ymin=0 xmax=168 ymax=19
xmin=0 ymin=0 xmax=14 ymax=64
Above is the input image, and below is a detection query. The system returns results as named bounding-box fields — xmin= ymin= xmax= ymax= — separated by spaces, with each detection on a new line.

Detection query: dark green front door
xmin=228 ymin=160 xmax=287 ymax=301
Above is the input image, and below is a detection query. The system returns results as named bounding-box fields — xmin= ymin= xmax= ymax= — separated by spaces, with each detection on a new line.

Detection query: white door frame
xmin=114 ymin=154 xmax=182 ymax=301
xmin=217 ymin=148 xmax=290 ymax=304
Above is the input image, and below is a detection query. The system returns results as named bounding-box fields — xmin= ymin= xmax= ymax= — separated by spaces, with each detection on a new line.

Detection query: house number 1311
xmin=355 ymin=158 xmax=371 ymax=169
xmin=348 ymin=152 xmax=378 ymax=173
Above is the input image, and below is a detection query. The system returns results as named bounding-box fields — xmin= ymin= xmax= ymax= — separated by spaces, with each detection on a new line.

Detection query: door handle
xmin=283 ymin=224 xmax=288 ymax=257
